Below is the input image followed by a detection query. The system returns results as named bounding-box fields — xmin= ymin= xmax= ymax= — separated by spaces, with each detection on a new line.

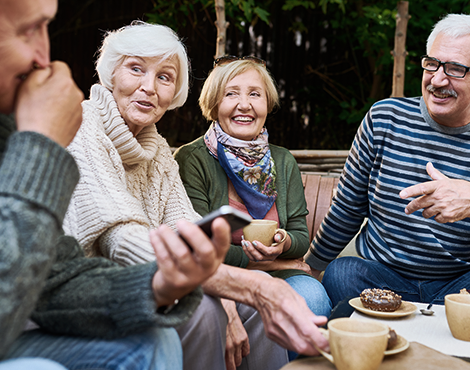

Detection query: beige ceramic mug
xmin=242 ymin=220 xmax=286 ymax=246
xmin=316 ymin=318 xmax=389 ymax=370
xmin=445 ymin=293 xmax=470 ymax=341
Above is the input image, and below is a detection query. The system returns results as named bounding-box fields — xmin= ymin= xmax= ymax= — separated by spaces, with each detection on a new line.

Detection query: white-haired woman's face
xmin=112 ymin=55 xmax=178 ymax=136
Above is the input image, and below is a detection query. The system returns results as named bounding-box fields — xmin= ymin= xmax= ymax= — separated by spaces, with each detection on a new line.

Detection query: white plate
xmin=349 ymin=297 xmax=417 ymax=318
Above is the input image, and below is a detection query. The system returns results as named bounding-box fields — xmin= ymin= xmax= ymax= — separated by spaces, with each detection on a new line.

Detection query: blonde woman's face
xmin=217 ymin=69 xmax=268 ymax=141
xmin=112 ymin=55 xmax=178 ymax=136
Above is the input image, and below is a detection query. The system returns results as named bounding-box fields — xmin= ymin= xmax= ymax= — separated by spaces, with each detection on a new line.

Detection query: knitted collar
xmin=90 ymin=84 xmax=164 ymax=166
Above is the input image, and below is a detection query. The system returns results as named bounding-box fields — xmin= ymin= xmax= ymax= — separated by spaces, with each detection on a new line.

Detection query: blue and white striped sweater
xmin=305 ymin=97 xmax=470 ymax=279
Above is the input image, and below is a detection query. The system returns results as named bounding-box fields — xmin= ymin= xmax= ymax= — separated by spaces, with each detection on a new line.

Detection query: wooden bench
xmin=301 ymin=174 xmax=340 ymax=243
xmin=302 ymin=173 xmax=360 ymax=259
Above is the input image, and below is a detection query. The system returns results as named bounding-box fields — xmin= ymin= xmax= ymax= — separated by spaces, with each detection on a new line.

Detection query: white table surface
xmin=350 ymin=302 xmax=470 ymax=358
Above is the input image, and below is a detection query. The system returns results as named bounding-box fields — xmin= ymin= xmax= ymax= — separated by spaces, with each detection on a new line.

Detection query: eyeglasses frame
xmin=421 ymin=55 xmax=470 ymax=79
xmin=213 ymin=55 xmax=267 ymax=68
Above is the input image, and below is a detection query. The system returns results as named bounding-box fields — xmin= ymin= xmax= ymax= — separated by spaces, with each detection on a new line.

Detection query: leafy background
xmin=50 ymin=0 xmax=470 ymax=149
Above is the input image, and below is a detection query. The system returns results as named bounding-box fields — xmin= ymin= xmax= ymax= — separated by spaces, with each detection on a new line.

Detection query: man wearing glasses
xmin=305 ymin=14 xmax=470 ymax=308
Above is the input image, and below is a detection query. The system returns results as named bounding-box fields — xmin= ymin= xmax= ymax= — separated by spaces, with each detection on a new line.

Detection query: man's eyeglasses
xmin=421 ymin=55 xmax=470 ymax=78
xmin=213 ymin=55 xmax=266 ymax=68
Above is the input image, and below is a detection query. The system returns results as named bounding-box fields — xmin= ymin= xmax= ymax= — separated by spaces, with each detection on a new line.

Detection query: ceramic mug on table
xmin=445 ymin=293 xmax=470 ymax=341
xmin=242 ymin=220 xmax=286 ymax=246
xmin=316 ymin=318 xmax=389 ymax=370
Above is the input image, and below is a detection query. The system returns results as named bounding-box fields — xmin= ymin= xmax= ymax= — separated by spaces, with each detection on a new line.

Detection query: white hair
xmin=96 ymin=21 xmax=189 ymax=110
xmin=427 ymin=14 xmax=470 ymax=54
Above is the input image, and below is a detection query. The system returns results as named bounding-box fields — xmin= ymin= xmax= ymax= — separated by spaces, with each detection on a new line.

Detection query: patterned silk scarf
xmin=204 ymin=122 xmax=277 ymax=219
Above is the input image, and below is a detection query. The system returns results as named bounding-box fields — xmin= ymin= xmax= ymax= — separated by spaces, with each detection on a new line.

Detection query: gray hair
xmin=96 ymin=21 xmax=189 ymax=110
xmin=427 ymin=14 xmax=470 ymax=54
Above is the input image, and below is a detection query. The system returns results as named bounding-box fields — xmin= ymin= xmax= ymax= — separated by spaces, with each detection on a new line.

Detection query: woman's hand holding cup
xmin=241 ymin=220 xmax=290 ymax=261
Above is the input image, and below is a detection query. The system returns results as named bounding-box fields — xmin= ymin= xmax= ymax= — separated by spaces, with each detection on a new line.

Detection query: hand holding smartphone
xmin=194 ymin=205 xmax=252 ymax=238
xmin=176 ymin=206 xmax=252 ymax=251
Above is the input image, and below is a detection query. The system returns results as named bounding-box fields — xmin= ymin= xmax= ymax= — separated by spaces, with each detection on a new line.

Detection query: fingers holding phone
xmin=150 ymin=205 xmax=251 ymax=307
xmin=149 ymin=217 xmax=230 ymax=308
xmin=177 ymin=217 xmax=231 ymax=268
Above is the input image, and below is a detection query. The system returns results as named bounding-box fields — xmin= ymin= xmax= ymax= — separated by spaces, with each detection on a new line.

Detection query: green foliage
xmin=282 ymin=1 xmax=317 ymax=11
xmin=319 ymin=0 xmax=346 ymax=13
xmin=146 ymin=0 xmax=209 ymax=30
xmin=282 ymin=0 xmax=346 ymax=13
xmin=145 ymin=0 xmax=470 ymax=149
xmin=146 ymin=0 xmax=347 ymax=31
xmin=146 ymin=0 xmax=274 ymax=31
xmin=253 ymin=6 xmax=270 ymax=23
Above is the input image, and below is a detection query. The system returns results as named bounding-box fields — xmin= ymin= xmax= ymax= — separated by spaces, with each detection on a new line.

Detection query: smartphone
xmin=194 ymin=205 xmax=252 ymax=238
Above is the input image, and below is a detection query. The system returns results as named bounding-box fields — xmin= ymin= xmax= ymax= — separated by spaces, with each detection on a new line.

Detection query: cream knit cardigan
xmin=63 ymin=84 xmax=200 ymax=266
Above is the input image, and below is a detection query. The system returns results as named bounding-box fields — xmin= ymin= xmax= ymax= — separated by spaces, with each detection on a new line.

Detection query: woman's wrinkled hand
xmin=222 ymin=299 xmax=250 ymax=370
xmin=241 ymin=230 xmax=291 ymax=262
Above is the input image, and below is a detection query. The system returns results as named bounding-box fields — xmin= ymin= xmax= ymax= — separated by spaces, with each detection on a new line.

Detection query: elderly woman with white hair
xmin=56 ymin=19 xmax=241 ymax=370
xmin=63 ymin=21 xmax=200 ymax=264
xmin=62 ymin=20 xmax=241 ymax=370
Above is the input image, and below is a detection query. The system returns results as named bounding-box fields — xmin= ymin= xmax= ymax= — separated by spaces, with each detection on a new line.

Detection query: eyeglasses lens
xmin=421 ymin=56 xmax=467 ymax=78
xmin=446 ymin=64 xmax=466 ymax=78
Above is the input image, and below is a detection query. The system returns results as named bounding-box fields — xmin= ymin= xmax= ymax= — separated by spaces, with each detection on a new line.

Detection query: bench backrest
xmin=301 ymin=174 xmax=339 ymax=243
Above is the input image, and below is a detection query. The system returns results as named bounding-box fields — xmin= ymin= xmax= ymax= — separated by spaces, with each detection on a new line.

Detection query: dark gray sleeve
xmin=0 ymin=130 xmax=80 ymax=359
xmin=32 ymin=235 xmax=203 ymax=338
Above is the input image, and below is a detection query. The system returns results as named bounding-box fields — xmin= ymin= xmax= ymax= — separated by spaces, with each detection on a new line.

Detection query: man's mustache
xmin=426 ymin=84 xmax=458 ymax=98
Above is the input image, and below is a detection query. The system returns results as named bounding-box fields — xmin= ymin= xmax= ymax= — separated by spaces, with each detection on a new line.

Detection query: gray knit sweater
xmin=0 ymin=114 xmax=202 ymax=359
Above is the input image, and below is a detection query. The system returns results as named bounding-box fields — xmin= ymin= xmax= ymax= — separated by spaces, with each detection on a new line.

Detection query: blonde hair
xmin=96 ymin=21 xmax=189 ymax=110
xmin=199 ymin=60 xmax=280 ymax=121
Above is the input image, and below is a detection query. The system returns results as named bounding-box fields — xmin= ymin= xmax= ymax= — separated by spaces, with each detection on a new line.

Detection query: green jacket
xmin=174 ymin=136 xmax=309 ymax=279
xmin=0 ymin=114 xmax=202 ymax=359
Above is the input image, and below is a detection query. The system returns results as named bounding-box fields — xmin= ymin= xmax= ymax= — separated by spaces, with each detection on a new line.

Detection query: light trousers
xmin=177 ymin=294 xmax=289 ymax=370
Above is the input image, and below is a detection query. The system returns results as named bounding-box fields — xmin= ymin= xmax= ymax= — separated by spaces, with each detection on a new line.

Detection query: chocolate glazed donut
xmin=360 ymin=288 xmax=402 ymax=312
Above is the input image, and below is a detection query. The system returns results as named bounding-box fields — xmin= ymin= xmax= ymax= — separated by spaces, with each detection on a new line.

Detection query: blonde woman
xmin=175 ymin=56 xmax=332 ymax=364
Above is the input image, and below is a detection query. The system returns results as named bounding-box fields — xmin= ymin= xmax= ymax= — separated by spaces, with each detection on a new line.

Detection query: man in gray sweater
xmin=0 ymin=0 xmax=230 ymax=369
